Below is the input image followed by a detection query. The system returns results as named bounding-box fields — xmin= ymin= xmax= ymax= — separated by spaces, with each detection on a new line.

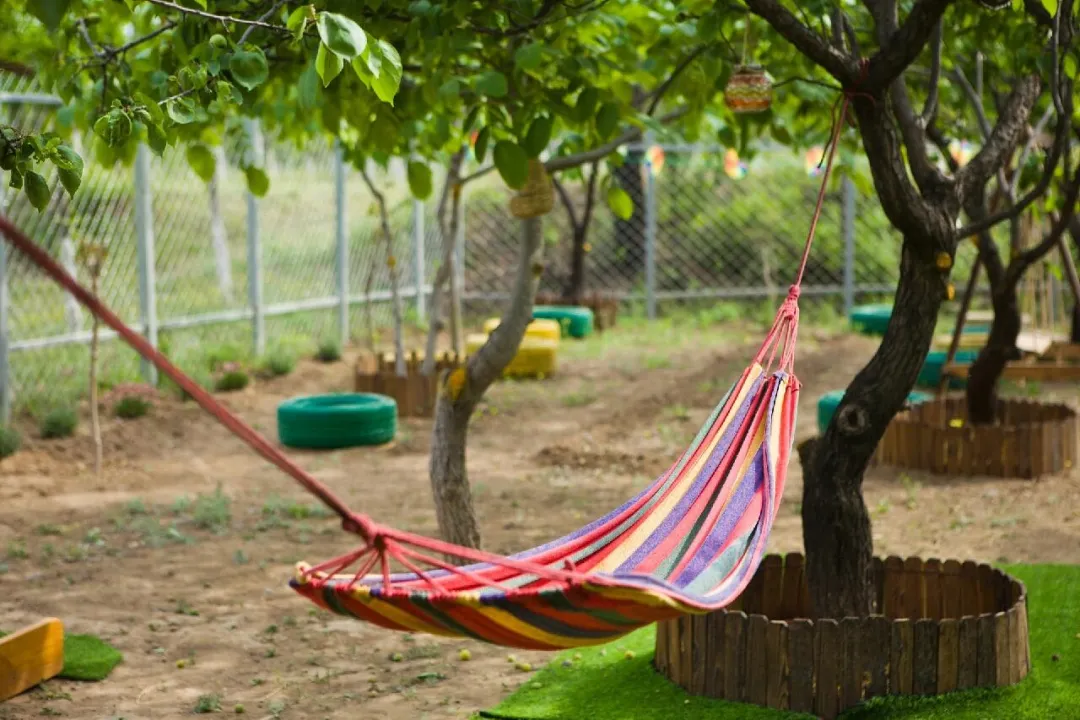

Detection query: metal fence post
xmin=245 ymin=119 xmax=265 ymax=356
xmin=842 ymin=175 xmax=856 ymax=315
xmin=334 ymin=141 xmax=349 ymax=347
xmin=644 ymin=132 xmax=658 ymax=320
xmin=0 ymin=167 xmax=9 ymax=423
xmin=412 ymin=199 xmax=425 ymax=323
xmin=134 ymin=144 xmax=159 ymax=385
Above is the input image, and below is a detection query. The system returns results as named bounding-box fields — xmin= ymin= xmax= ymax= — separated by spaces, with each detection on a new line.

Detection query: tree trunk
xmin=89 ymin=274 xmax=102 ymax=477
xmin=566 ymin=223 xmax=589 ymax=304
xmin=1071 ymin=302 xmax=1080 ymax=343
xmin=421 ymin=151 xmax=466 ymax=376
xmin=802 ymin=243 xmax=946 ymax=618
xmin=429 ymin=213 xmax=547 ymax=557
xmin=966 ymin=287 xmax=1021 ymax=425
xmin=612 ymin=149 xmax=646 ymax=277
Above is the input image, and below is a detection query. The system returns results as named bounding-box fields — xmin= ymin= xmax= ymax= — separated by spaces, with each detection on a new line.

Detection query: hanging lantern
xmin=724 ymin=65 xmax=773 ymax=114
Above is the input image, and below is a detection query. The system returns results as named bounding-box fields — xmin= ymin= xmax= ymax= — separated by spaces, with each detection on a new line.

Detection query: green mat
xmin=0 ymin=630 xmax=123 ymax=682
xmin=481 ymin=564 xmax=1078 ymax=720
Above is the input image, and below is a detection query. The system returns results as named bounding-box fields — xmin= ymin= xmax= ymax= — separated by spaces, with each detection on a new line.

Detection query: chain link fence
xmin=1 ymin=74 xmax=904 ymax=419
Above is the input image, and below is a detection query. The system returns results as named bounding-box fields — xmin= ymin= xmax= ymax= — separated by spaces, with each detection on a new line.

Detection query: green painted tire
xmin=277 ymin=393 xmax=396 ymax=449
xmin=849 ymin=304 xmax=892 ymax=336
xmin=817 ymin=389 xmax=932 ymax=434
xmin=917 ymin=349 xmax=980 ymax=390
xmin=531 ymin=306 xmax=594 ymax=339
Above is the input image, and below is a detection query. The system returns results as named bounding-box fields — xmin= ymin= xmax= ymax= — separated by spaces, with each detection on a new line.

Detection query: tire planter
xmin=874 ymin=395 xmax=1078 ymax=478
xmin=482 ymin=317 xmax=562 ymax=343
xmin=654 ymin=552 xmax=1030 ymax=720
xmin=534 ymin=291 xmax=619 ymax=331
xmin=354 ymin=350 xmax=461 ymax=418
xmin=531 ymin=305 xmax=594 ymax=339
xmin=465 ymin=333 xmax=558 ymax=378
xmin=277 ymin=393 xmax=396 ymax=449
xmin=849 ymin=304 xmax=892 ymax=336
xmin=817 ymin=389 xmax=932 ymax=434
xmin=918 ymin=349 xmax=980 ymax=389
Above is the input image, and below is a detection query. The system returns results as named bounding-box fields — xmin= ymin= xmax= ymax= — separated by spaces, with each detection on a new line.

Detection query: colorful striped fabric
xmin=291 ymin=361 xmax=799 ymax=650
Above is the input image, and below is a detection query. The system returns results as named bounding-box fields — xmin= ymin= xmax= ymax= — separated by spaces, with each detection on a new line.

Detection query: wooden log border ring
xmin=873 ymin=395 xmax=1077 ymax=479
xmin=354 ymin=350 xmax=462 ymax=418
xmin=654 ymin=553 xmax=1030 ymax=719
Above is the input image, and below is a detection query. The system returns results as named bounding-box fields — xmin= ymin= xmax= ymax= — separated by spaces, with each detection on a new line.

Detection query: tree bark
xmin=612 ymin=149 xmax=646 ymax=278
xmin=429 ymin=214 xmax=547 ymax=558
xmin=966 ymin=288 xmax=1021 ymax=424
xmin=803 ymin=243 xmax=947 ymax=618
xmin=422 ymin=151 xmax=466 ymax=376
xmin=554 ymin=163 xmax=599 ymax=305
xmin=360 ymin=168 xmax=407 ymax=376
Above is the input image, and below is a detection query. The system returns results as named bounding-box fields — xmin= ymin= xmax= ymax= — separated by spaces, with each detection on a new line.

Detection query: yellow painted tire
xmin=465 ymin=333 xmax=558 ymax=379
xmin=482 ymin=317 xmax=562 ymax=343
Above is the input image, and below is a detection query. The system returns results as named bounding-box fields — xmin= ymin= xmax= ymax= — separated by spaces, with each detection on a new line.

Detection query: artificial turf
xmin=0 ymin=629 xmax=123 ymax=682
xmin=480 ymin=564 xmax=1079 ymax=720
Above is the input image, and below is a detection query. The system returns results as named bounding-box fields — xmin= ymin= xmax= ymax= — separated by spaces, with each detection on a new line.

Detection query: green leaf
xmin=229 ymin=49 xmax=269 ymax=91
xmin=24 ymin=171 xmax=50 ymax=210
xmin=1042 ymin=0 xmax=1058 ymax=14
xmin=514 ymin=43 xmax=545 ymax=71
xmin=166 ymin=97 xmax=196 ymax=125
xmin=463 ymin=106 xmax=481 ymax=134
xmin=771 ymin=124 xmax=793 ymax=145
xmin=474 ymin=126 xmax=491 ymax=164
xmin=407 ymin=161 xmax=433 ymax=199
xmin=146 ymin=123 xmax=168 ymax=156
xmin=244 ymin=166 xmax=270 ymax=197
xmin=438 ymin=79 xmax=461 ymax=101
xmin=317 ymin=44 xmax=344 ymax=86
xmin=370 ymin=41 xmax=403 ymax=104
xmin=298 ymin=62 xmax=320 ymax=109
xmin=595 ymin=102 xmax=619 ymax=140
xmin=606 ymin=185 xmax=633 ymax=220
xmin=522 ymin=116 xmax=553 ymax=157
xmin=57 ymin=167 xmax=81 ymax=196
xmin=1065 ymin=54 xmax=1079 ymax=80
xmin=317 ymin=12 xmax=367 ymax=59
xmin=186 ymin=144 xmax=216 ymax=182
xmin=52 ymin=144 xmax=83 ymax=173
xmin=493 ymin=141 xmax=529 ymax=189
xmin=93 ymin=109 xmax=132 ymax=147
xmin=8 ymin=168 xmax=22 ymax=190
xmin=286 ymin=6 xmax=309 ymax=40
xmin=575 ymin=87 xmax=599 ymax=123
xmin=27 ymin=0 xmax=73 ymax=30
xmin=475 ymin=71 xmax=508 ymax=98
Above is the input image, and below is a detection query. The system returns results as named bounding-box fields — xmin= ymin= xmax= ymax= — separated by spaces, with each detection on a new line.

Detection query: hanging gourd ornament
xmin=724 ymin=65 xmax=773 ymax=114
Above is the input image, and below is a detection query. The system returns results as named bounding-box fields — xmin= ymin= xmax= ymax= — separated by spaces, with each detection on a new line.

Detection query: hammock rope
xmin=0 ymin=79 xmax=860 ymax=649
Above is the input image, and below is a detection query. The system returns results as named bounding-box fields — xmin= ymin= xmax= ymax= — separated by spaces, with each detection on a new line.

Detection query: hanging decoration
xmin=949 ymin=140 xmax=973 ymax=167
xmin=646 ymin=144 xmax=666 ymax=176
xmin=805 ymin=146 xmax=825 ymax=177
xmin=724 ymin=16 xmax=773 ymax=114
xmin=723 ymin=148 xmax=747 ymax=180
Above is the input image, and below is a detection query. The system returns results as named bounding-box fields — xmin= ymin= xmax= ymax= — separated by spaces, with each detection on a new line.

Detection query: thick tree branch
xmin=743 ymin=0 xmax=857 ymax=83
xmin=238 ymin=0 xmax=288 ymax=45
xmin=956 ymin=74 xmax=1040 ymax=198
xmin=890 ymin=79 xmax=945 ymax=193
xmin=546 ymin=108 xmax=687 ymax=172
xmin=919 ymin=21 xmax=943 ymax=126
xmin=423 ymin=150 xmax=467 ymax=377
xmin=864 ymin=0 xmax=956 ymax=90
xmin=646 ymin=44 xmax=713 ymax=115
xmin=842 ymin=14 xmax=861 ymax=58
xmin=143 ymin=0 xmax=291 ymax=33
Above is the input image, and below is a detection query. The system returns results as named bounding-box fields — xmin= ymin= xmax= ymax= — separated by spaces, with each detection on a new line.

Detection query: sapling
xmin=77 ymin=241 xmax=107 ymax=476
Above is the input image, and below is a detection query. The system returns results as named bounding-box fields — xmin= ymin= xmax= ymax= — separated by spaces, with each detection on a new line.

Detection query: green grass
xmin=0 ymin=630 xmax=123 ymax=682
xmin=481 ymin=564 xmax=1078 ymax=720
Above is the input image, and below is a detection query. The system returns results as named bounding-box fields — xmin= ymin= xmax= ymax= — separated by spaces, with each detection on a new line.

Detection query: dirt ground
xmin=2 ymin=322 xmax=1079 ymax=720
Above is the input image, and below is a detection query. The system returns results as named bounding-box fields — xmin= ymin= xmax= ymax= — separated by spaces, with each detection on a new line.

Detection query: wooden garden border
xmin=534 ymin=291 xmax=619 ymax=331
xmin=654 ymin=553 xmax=1030 ymax=720
xmin=354 ymin=351 xmax=461 ymax=418
xmin=873 ymin=395 xmax=1077 ymax=478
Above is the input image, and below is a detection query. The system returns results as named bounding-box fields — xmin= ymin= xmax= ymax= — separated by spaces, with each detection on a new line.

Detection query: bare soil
xmin=1 ymin=325 xmax=1078 ymax=720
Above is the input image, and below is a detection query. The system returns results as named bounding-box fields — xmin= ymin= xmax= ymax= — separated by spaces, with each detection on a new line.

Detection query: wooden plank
xmin=780 ymin=554 xmax=806 ymax=619
xmin=690 ymin=614 xmax=708 ymax=694
xmin=680 ymin=615 xmax=693 ymax=689
xmin=978 ymin=565 xmax=998 ymax=614
xmin=704 ymin=612 xmax=726 ymax=698
xmin=841 ymin=617 xmax=862 ymax=710
xmin=655 ymin=620 xmax=669 ymax=675
xmin=976 ymin=614 xmax=997 ymax=687
xmin=1019 ymin=598 xmax=1032 ymax=679
xmin=904 ymin=556 xmax=925 ymax=619
xmin=883 ymin=556 xmax=904 ymax=619
xmin=1007 ymin=605 xmax=1023 ymax=685
xmin=913 ymin=619 xmax=939 ymax=695
xmin=995 ymin=612 xmax=1011 ymax=687
xmin=942 ymin=560 xmax=962 ymax=619
xmin=746 ymin=614 xmax=770 ymax=706
xmin=890 ymin=619 xmax=914 ymax=695
xmin=0 ymin=618 xmax=65 ymax=702
xmin=761 ymin=555 xmax=784 ymax=620
xmin=723 ymin=611 xmax=748 ymax=701
xmin=742 ymin=565 xmax=766 ymax=615
xmin=787 ymin=619 xmax=814 ymax=714
xmin=960 ymin=561 xmax=981 ymax=617
xmin=766 ymin=621 xmax=790 ymax=710
xmin=866 ymin=615 xmax=890 ymax=700
xmin=924 ymin=558 xmax=943 ymax=619
xmin=957 ymin=616 xmax=978 ymax=690
xmin=937 ymin=618 xmax=959 ymax=693
xmin=668 ymin=614 xmax=682 ymax=688
xmin=873 ymin=557 xmax=885 ymax=614
xmin=815 ymin=619 xmax=841 ymax=719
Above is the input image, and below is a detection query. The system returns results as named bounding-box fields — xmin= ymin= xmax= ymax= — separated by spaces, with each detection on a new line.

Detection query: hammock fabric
xmin=0 ymin=87 xmax=855 ymax=651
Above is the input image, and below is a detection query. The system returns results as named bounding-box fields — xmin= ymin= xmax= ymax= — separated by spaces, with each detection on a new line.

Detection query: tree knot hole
xmin=837 ymin=404 xmax=869 ymax=436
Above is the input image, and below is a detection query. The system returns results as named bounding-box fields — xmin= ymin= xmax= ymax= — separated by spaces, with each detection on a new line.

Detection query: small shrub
xmin=40 ymin=407 xmax=78 ymax=439
xmin=260 ymin=350 xmax=296 ymax=378
xmin=113 ymin=395 xmax=152 ymax=419
xmin=0 ymin=426 xmax=20 ymax=459
xmin=194 ymin=693 xmax=221 ymax=714
xmin=214 ymin=370 xmax=250 ymax=393
xmin=205 ymin=342 xmax=247 ymax=371
xmin=315 ymin=340 xmax=342 ymax=363
xmin=192 ymin=486 xmax=232 ymax=533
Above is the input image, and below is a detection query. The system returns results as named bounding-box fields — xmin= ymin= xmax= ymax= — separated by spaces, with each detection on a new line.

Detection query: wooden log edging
xmin=873 ymin=395 xmax=1077 ymax=479
xmin=354 ymin=350 xmax=462 ymax=418
xmin=654 ymin=553 xmax=1030 ymax=720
